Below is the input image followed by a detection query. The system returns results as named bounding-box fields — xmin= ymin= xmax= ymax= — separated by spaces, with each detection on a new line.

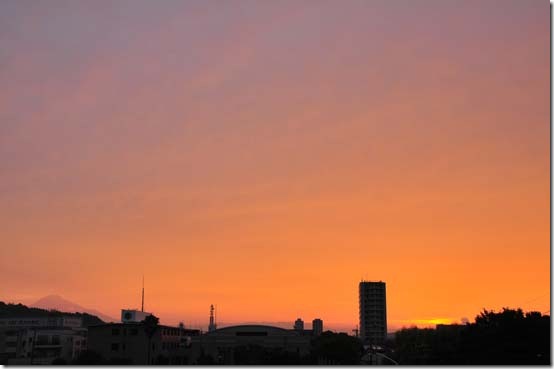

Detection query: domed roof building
xmin=191 ymin=324 xmax=312 ymax=364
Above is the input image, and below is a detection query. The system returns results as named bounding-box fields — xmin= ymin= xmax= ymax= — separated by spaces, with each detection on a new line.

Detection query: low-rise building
xmin=0 ymin=316 xmax=87 ymax=365
xmin=190 ymin=325 xmax=312 ymax=364
xmin=87 ymin=323 xmax=199 ymax=364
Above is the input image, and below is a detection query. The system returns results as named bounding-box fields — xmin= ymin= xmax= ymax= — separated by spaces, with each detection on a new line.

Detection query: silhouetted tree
xmin=0 ymin=301 xmax=104 ymax=326
xmin=460 ymin=308 xmax=549 ymax=364
xmin=393 ymin=327 xmax=440 ymax=364
xmin=310 ymin=331 xmax=363 ymax=364
xmin=392 ymin=308 xmax=550 ymax=365
xmin=142 ymin=314 xmax=160 ymax=365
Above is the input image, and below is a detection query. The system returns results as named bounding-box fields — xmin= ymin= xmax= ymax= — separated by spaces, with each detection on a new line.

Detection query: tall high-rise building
xmin=359 ymin=281 xmax=387 ymax=345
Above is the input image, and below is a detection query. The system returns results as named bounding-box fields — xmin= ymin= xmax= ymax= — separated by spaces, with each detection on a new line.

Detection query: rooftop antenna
xmin=141 ymin=275 xmax=145 ymax=312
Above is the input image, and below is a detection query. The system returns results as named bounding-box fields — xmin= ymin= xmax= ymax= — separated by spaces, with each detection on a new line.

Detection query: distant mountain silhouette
xmin=31 ymin=295 xmax=116 ymax=323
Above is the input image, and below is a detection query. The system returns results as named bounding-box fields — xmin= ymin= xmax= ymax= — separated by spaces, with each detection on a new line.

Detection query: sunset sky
xmin=0 ymin=0 xmax=549 ymax=331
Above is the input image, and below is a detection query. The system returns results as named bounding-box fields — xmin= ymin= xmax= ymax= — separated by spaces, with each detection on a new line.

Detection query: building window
xmin=112 ymin=328 xmax=120 ymax=336
xmin=111 ymin=343 xmax=119 ymax=352
xmin=130 ymin=329 xmax=138 ymax=336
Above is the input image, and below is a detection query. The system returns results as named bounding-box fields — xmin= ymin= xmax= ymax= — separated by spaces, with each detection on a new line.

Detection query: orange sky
xmin=0 ymin=0 xmax=549 ymax=332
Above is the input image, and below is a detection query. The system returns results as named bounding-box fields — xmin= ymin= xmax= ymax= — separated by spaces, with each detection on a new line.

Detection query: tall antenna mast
xmin=141 ymin=275 xmax=145 ymax=312
xmin=208 ymin=304 xmax=216 ymax=332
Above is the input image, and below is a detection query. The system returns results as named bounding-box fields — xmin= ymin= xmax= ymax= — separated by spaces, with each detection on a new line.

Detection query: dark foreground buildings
xmin=0 ymin=316 xmax=87 ymax=364
xmin=192 ymin=324 xmax=311 ymax=364
xmin=87 ymin=319 xmax=322 ymax=364
xmin=359 ymin=280 xmax=387 ymax=346
xmin=87 ymin=322 xmax=200 ymax=365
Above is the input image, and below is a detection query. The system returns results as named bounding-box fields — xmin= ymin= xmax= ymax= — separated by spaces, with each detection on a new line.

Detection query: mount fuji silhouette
xmin=31 ymin=294 xmax=116 ymax=323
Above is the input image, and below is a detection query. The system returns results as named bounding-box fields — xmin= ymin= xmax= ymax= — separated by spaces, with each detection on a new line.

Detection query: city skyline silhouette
xmin=0 ymin=281 xmax=549 ymax=364
xmin=0 ymin=0 xmax=549 ymax=364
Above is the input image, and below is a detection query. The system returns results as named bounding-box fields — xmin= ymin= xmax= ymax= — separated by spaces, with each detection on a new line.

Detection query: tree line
xmin=391 ymin=308 xmax=550 ymax=365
